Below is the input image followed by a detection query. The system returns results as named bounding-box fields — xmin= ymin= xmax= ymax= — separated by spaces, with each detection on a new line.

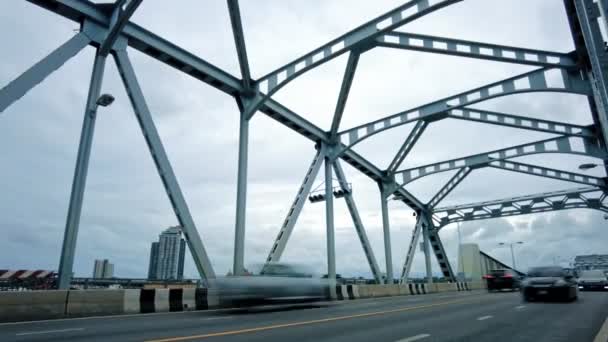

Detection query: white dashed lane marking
xmin=16 ymin=328 xmax=85 ymax=336
xmin=515 ymin=305 xmax=526 ymax=310
xmin=477 ymin=315 xmax=493 ymax=321
xmin=395 ymin=333 xmax=431 ymax=342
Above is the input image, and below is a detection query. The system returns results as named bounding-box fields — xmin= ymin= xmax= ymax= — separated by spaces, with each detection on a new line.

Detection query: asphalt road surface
xmin=2 ymin=290 xmax=608 ymax=342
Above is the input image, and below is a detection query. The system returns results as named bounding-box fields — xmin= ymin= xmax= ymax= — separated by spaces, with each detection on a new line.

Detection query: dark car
xmin=577 ymin=270 xmax=608 ymax=291
xmin=484 ymin=269 xmax=521 ymax=292
xmin=521 ymin=266 xmax=578 ymax=302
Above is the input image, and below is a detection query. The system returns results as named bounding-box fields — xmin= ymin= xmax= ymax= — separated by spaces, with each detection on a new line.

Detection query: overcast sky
xmin=1 ymin=0 xmax=607 ymax=280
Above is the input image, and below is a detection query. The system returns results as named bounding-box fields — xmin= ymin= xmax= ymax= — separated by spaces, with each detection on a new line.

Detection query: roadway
xmin=2 ymin=290 xmax=608 ymax=342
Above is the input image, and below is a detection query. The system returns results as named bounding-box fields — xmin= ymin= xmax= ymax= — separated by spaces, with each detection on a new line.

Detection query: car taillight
xmin=502 ymin=274 xmax=513 ymax=278
xmin=483 ymin=275 xmax=494 ymax=279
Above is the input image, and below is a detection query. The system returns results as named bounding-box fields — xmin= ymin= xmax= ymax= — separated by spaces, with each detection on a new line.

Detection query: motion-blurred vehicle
xmin=577 ymin=270 xmax=608 ymax=291
xmin=214 ymin=262 xmax=328 ymax=307
xmin=521 ymin=266 xmax=578 ymax=302
xmin=483 ymin=269 xmax=521 ymax=292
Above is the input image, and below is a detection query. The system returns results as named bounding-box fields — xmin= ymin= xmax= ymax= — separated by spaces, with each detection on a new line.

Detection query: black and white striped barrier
xmin=335 ymin=284 xmax=359 ymax=300
xmin=126 ymin=288 xmax=219 ymax=314
xmin=456 ymin=282 xmax=470 ymax=291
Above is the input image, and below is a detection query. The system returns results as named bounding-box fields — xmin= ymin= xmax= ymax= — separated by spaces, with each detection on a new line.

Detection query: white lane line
xmin=477 ymin=315 xmax=493 ymax=321
xmin=16 ymin=328 xmax=84 ymax=336
xmin=515 ymin=305 xmax=526 ymax=310
xmin=594 ymin=317 xmax=608 ymax=342
xmin=202 ymin=316 xmax=234 ymax=321
xmin=395 ymin=333 xmax=431 ymax=342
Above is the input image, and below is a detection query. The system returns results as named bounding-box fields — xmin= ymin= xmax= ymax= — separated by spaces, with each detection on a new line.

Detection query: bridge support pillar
xmin=325 ymin=153 xmax=336 ymax=284
xmin=58 ymin=52 xmax=107 ymax=289
xmin=233 ymin=105 xmax=250 ymax=275
xmin=379 ymin=182 xmax=394 ymax=284
xmin=421 ymin=215 xmax=434 ymax=285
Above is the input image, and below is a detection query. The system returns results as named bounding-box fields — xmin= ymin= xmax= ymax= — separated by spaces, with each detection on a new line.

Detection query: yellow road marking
xmin=146 ymin=297 xmax=479 ymax=342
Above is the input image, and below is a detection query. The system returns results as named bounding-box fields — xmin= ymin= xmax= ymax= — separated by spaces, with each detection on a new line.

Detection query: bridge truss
xmin=2 ymin=0 xmax=608 ymax=288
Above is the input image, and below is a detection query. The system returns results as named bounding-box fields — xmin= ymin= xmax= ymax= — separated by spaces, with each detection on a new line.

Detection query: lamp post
xmin=498 ymin=241 xmax=523 ymax=270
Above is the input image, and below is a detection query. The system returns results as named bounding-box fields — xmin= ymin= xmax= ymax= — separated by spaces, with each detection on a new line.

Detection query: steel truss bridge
xmin=2 ymin=0 xmax=608 ymax=289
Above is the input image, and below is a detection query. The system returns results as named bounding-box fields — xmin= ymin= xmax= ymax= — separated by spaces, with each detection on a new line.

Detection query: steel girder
xmin=330 ymin=52 xmax=360 ymax=139
xmin=387 ymin=120 xmax=429 ymax=174
xmin=244 ymin=0 xmax=463 ymax=119
xmin=334 ymin=161 xmax=383 ymax=284
xmin=265 ymin=147 xmax=326 ymax=264
xmin=227 ymin=0 xmax=252 ymax=91
xmin=428 ymin=167 xmax=472 ymax=209
xmin=395 ymin=135 xmax=606 ymax=186
xmin=338 ymin=67 xmax=591 ymax=152
xmin=0 ymin=32 xmax=91 ymax=113
xmin=113 ymin=49 xmax=216 ymax=281
xmin=376 ymin=32 xmax=577 ymax=69
xmin=432 ymin=187 xmax=608 ymax=228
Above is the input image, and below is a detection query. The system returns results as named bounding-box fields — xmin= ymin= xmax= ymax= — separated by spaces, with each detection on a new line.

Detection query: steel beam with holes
xmin=227 ymin=0 xmax=252 ymax=91
xmin=395 ymin=135 xmax=606 ymax=185
xmin=447 ymin=108 xmax=595 ymax=137
xmin=426 ymin=228 xmax=455 ymax=280
xmin=333 ymin=160 xmax=383 ymax=283
xmin=338 ymin=67 xmax=591 ymax=152
xmin=330 ymin=52 xmax=360 ymax=139
xmin=568 ymin=0 xmax=608 ymax=145
xmin=428 ymin=167 xmax=472 ymax=208
xmin=0 ymin=32 xmax=90 ymax=113
xmin=265 ymin=147 xmax=326 ymax=264
xmin=376 ymin=31 xmax=577 ymax=69
xmin=113 ymin=49 xmax=216 ymax=281
xmin=399 ymin=214 xmax=424 ymax=284
xmin=432 ymin=187 xmax=607 ymax=228
xmin=487 ymin=160 xmax=606 ymax=187
xmin=243 ymin=0 xmax=463 ymax=118
xmin=388 ymin=120 xmax=429 ymax=174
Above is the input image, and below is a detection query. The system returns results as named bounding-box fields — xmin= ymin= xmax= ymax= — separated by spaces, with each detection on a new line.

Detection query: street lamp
xmin=498 ymin=241 xmax=523 ymax=271
xmin=96 ymin=93 xmax=115 ymax=107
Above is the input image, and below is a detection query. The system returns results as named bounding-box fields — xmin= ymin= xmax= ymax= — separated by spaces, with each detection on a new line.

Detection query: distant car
xmin=483 ymin=269 xmax=521 ymax=292
xmin=213 ymin=262 xmax=328 ymax=307
xmin=577 ymin=270 xmax=608 ymax=291
xmin=521 ymin=266 xmax=578 ymax=302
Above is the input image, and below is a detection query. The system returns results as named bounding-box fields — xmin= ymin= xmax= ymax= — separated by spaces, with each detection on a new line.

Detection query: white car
xmin=577 ymin=270 xmax=608 ymax=291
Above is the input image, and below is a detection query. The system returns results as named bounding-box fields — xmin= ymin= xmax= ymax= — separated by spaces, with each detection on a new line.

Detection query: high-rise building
xmin=147 ymin=242 xmax=159 ymax=280
xmin=147 ymin=226 xmax=186 ymax=280
xmin=92 ymin=259 xmax=114 ymax=279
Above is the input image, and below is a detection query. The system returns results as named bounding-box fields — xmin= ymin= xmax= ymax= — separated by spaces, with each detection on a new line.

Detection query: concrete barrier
xmin=0 ymin=280 xmax=487 ymax=322
xmin=66 ymin=289 xmax=124 ymax=317
xmin=154 ymin=289 xmax=170 ymax=313
xmin=0 ymin=290 xmax=67 ymax=322
xmin=182 ymin=288 xmax=196 ymax=311
xmin=123 ymin=289 xmax=140 ymax=314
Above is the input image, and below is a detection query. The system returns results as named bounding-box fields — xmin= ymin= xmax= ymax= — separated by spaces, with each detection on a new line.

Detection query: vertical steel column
xmin=422 ymin=217 xmax=433 ymax=285
xmin=233 ymin=110 xmax=249 ymax=275
xmin=325 ymin=155 xmax=336 ymax=282
xmin=57 ymin=52 xmax=107 ymax=289
xmin=379 ymin=183 xmax=394 ymax=284
xmin=113 ymin=50 xmax=216 ymax=281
